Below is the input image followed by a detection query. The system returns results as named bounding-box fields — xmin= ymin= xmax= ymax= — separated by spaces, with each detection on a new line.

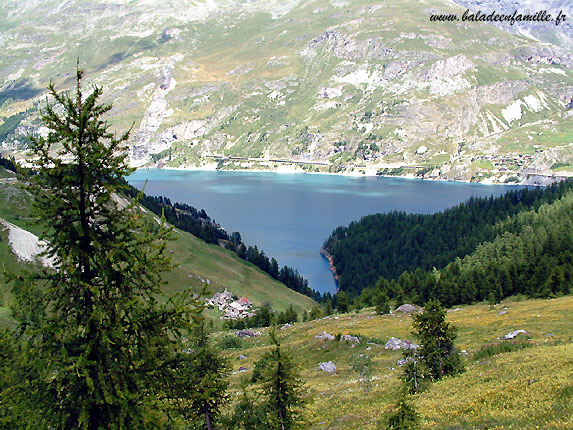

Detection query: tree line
xmin=324 ymin=179 xmax=573 ymax=295
xmin=122 ymin=185 xmax=315 ymax=299
xmin=380 ymin=191 xmax=572 ymax=308
xmin=0 ymin=155 xmax=18 ymax=173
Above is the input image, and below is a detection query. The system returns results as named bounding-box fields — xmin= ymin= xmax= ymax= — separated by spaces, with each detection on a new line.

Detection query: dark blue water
xmin=128 ymin=169 xmax=523 ymax=295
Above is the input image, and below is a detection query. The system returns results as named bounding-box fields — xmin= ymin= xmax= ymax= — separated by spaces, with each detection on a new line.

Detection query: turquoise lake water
xmin=128 ymin=169 xmax=524 ymax=295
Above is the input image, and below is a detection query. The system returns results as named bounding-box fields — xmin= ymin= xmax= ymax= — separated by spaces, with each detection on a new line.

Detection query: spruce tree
xmin=10 ymin=68 xmax=194 ymax=429
xmin=374 ymin=291 xmax=390 ymax=315
xmin=336 ymin=291 xmax=349 ymax=313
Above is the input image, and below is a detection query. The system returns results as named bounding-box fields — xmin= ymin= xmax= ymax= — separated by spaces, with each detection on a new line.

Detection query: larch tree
xmin=252 ymin=330 xmax=306 ymax=430
xmin=171 ymin=302 xmax=229 ymax=430
xmin=410 ymin=299 xmax=464 ymax=382
xmin=9 ymin=67 xmax=197 ymax=429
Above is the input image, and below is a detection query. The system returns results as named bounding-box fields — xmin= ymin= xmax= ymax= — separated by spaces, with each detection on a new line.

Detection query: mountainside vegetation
xmin=123 ymin=186 xmax=315 ymax=299
xmin=324 ymin=179 xmax=573 ymax=302
xmin=214 ymin=294 xmax=573 ymax=429
xmin=0 ymin=168 xmax=315 ymax=322
xmin=1 ymin=0 xmax=571 ymax=183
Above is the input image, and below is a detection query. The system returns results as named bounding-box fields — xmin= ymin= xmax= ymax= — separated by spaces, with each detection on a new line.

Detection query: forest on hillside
xmin=324 ymin=180 xmax=573 ymax=305
xmin=122 ymin=185 xmax=315 ymax=299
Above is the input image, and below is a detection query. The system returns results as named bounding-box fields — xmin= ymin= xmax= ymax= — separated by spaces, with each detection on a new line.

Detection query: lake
xmin=128 ymin=169 xmax=524 ymax=295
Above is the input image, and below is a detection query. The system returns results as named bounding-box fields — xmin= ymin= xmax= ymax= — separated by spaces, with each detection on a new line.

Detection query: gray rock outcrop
xmin=503 ymin=329 xmax=529 ymax=340
xmin=315 ymin=331 xmax=335 ymax=340
xmin=395 ymin=304 xmax=422 ymax=314
xmin=385 ymin=337 xmax=420 ymax=350
xmin=318 ymin=361 xmax=337 ymax=374
xmin=340 ymin=334 xmax=360 ymax=344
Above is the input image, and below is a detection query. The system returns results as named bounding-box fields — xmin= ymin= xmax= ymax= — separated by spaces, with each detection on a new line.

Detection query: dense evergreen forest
xmin=324 ymin=180 xmax=573 ymax=296
xmin=122 ymin=184 xmax=315 ymax=299
xmin=370 ymin=191 xmax=572 ymax=308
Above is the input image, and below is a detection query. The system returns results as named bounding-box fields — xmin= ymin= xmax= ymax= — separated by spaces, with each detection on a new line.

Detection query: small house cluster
xmin=205 ymin=288 xmax=255 ymax=319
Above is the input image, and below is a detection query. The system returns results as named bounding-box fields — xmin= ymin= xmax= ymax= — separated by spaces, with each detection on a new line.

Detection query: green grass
xmin=0 ymin=175 xmax=316 ymax=330
xmin=473 ymin=160 xmax=494 ymax=170
xmin=0 ymin=166 xmax=17 ymax=179
xmin=161 ymin=226 xmax=316 ymax=314
xmin=418 ymin=343 xmax=573 ymax=429
xmin=217 ymin=295 xmax=573 ymax=429
xmin=471 ymin=339 xmax=535 ymax=361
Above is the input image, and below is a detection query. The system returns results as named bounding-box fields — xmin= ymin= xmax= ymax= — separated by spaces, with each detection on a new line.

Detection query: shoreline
xmin=320 ymin=246 xmax=340 ymax=294
xmin=132 ymin=163 xmax=568 ymax=187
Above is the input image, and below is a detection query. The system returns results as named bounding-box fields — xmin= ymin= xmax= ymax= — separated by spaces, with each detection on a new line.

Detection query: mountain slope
xmin=0 ymin=166 xmax=316 ymax=323
xmin=324 ymin=179 xmax=573 ymax=295
xmin=216 ymin=295 xmax=573 ymax=429
xmin=1 ymin=0 xmax=571 ymax=183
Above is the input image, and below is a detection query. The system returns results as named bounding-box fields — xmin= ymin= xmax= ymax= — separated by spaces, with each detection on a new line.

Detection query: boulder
xmin=385 ymin=337 xmax=419 ymax=350
xmin=280 ymin=323 xmax=292 ymax=330
xmin=340 ymin=334 xmax=360 ymax=344
xmin=238 ymin=366 xmax=248 ymax=372
xmin=235 ymin=329 xmax=259 ymax=338
xmin=315 ymin=331 xmax=334 ymax=340
xmin=385 ymin=337 xmax=402 ymax=350
xmin=318 ymin=361 xmax=337 ymax=374
xmin=503 ymin=329 xmax=529 ymax=340
xmin=238 ymin=355 xmax=247 ymax=360
xmin=395 ymin=304 xmax=422 ymax=314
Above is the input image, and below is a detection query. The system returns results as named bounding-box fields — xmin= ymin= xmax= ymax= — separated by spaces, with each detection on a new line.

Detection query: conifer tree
xmin=224 ymin=381 xmax=268 ymax=430
xmin=10 ymin=67 xmax=195 ymax=429
xmin=374 ymin=291 xmax=390 ymax=315
xmin=383 ymin=390 xmax=419 ymax=430
xmin=252 ymin=330 xmax=306 ymax=430
xmin=172 ymin=301 xmax=229 ymax=430
xmin=411 ymin=299 xmax=464 ymax=381
xmin=336 ymin=291 xmax=349 ymax=313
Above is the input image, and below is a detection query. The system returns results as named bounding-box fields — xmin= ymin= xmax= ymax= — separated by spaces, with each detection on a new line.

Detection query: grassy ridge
xmin=161 ymin=226 xmax=316 ymax=313
xmin=0 ymin=169 xmax=315 ymax=326
xmin=217 ymin=295 xmax=573 ymax=429
xmin=418 ymin=343 xmax=573 ymax=429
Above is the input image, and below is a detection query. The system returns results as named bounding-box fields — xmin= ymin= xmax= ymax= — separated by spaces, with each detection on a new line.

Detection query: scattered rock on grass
xmin=340 ymin=334 xmax=360 ymax=344
xmin=236 ymin=329 xmax=259 ymax=338
xmin=315 ymin=331 xmax=334 ymax=340
xmin=395 ymin=304 xmax=422 ymax=314
xmin=385 ymin=337 xmax=419 ymax=350
xmin=503 ymin=329 xmax=529 ymax=340
xmin=318 ymin=361 xmax=337 ymax=374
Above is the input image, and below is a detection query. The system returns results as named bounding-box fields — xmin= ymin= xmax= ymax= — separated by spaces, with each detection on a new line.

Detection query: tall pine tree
xmin=10 ymin=67 xmax=196 ymax=429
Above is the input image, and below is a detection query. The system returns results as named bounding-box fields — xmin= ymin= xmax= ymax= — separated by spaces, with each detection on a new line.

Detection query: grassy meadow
xmin=216 ymin=295 xmax=573 ymax=429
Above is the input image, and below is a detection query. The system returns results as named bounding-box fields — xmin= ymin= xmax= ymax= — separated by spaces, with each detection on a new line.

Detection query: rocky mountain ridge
xmin=0 ymin=0 xmax=571 ymax=184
